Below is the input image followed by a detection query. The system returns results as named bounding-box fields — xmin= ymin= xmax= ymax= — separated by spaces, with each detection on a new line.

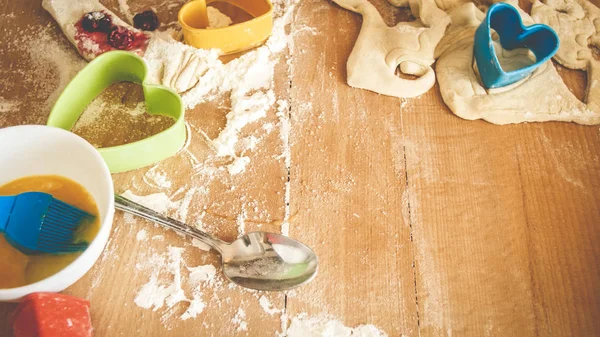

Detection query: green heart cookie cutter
xmin=47 ymin=51 xmax=186 ymax=173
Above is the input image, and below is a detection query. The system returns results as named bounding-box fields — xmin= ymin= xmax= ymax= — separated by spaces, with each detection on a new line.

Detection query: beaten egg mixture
xmin=0 ymin=175 xmax=100 ymax=288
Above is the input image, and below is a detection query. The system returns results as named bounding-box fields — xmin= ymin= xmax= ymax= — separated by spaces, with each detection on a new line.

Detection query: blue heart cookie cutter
xmin=474 ymin=2 xmax=559 ymax=89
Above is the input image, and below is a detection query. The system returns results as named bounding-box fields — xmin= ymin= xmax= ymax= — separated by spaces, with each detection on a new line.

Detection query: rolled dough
xmin=333 ymin=0 xmax=450 ymax=98
xmin=531 ymin=0 xmax=600 ymax=114
xmin=435 ymin=3 xmax=599 ymax=125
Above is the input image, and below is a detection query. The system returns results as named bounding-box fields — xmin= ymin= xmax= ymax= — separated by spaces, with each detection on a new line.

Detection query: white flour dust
xmin=232 ymin=308 xmax=248 ymax=332
xmin=1 ymin=23 xmax=86 ymax=122
xmin=121 ymin=190 xmax=181 ymax=214
xmin=141 ymin=1 xmax=296 ymax=176
xmin=259 ymin=295 xmax=281 ymax=315
xmin=281 ymin=314 xmax=388 ymax=337
xmin=133 ymin=246 xmax=217 ymax=321
xmin=136 ymin=229 xmax=148 ymax=241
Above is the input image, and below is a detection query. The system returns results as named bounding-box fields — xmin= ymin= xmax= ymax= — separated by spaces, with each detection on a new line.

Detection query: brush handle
xmin=0 ymin=195 xmax=16 ymax=233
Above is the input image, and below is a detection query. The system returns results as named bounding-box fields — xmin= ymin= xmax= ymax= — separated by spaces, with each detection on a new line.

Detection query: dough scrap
xmin=333 ymin=0 xmax=450 ymax=98
xmin=531 ymin=0 xmax=600 ymax=114
xmin=42 ymin=0 xmax=148 ymax=61
xmin=143 ymin=33 xmax=221 ymax=93
xmin=435 ymin=3 xmax=598 ymax=125
xmin=387 ymin=0 xmax=511 ymax=13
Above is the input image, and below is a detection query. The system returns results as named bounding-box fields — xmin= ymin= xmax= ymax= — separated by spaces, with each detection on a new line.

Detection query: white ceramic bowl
xmin=0 ymin=125 xmax=114 ymax=301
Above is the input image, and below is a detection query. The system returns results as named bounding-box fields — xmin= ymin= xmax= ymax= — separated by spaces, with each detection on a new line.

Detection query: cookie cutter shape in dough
xmin=333 ymin=0 xmax=450 ymax=98
xmin=435 ymin=3 xmax=599 ymax=125
xmin=474 ymin=2 xmax=559 ymax=89
xmin=47 ymin=51 xmax=187 ymax=173
xmin=178 ymin=0 xmax=273 ymax=55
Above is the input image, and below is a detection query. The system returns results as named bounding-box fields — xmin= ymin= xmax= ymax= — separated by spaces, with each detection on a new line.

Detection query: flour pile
xmin=281 ymin=314 xmax=388 ymax=337
xmin=133 ymin=245 xmax=218 ymax=321
xmin=141 ymin=1 xmax=295 ymax=175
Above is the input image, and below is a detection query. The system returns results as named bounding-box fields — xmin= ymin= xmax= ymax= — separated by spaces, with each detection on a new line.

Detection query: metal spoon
xmin=114 ymin=195 xmax=318 ymax=291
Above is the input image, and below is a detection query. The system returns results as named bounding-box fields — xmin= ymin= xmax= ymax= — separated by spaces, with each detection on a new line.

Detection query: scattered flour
xmin=2 ymin=24 xmax=85 ymax=124
xmin=181 ymin=295 xmax=207 ymax=321
xmin=121 ymin=190 xmax=181 ymax=214
xmin=188 ymin=265 xmax=216 ymax=284
xmin=133 ymin=247 xmax=178 ymax=310
xmin=282 ymin=314 xmax=388 ymax=337
xmin=259 ymin=295 xmax=281 ymax=315
xmin=227 ymin=156 xmax=251 ymax=175
xmin=123 ymin=212 xmax=136 ymax=224
xmin=143 ymin=165 xmax=173 ymax=189
xmin=236 ymin=210 xmax=246 ymax=235
xmin=140 ymin=0 xmax=296 ymax=175
xmin=136 ymin=229 xmax=148 ymax=241
xmin=232 ymin=308 xmax=248 ymax=332
xmin=134 ymin=246 xmax=217 ymax=322
xmin=177 ymin=187 xmax=198 ymax=222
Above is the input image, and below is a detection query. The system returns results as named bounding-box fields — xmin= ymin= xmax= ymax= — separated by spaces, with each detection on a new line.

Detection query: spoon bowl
xmin=222 ymin=232 xmax=318 ymax=291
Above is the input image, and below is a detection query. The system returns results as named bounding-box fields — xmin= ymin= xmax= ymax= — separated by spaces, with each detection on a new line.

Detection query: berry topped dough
xmin=42 ymin=0 xmax=150 ymax=60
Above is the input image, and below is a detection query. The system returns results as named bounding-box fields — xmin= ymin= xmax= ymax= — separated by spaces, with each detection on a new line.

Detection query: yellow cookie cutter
xmin=178 ymin=0 xmax=273 ymax=55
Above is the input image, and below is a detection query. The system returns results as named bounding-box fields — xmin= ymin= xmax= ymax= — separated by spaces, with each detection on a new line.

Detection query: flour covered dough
xmin=143 ymin=34 xmax=222 ymax=94
xmin=435 ymin=3 xmax=599 ymax=125
xmin=333 ymin=0 xmax=450 ymax=98
xmin=531 ymin=0 xmax=600 ymax=114
xmin=386 ymin=0 xmax=513 ymax=13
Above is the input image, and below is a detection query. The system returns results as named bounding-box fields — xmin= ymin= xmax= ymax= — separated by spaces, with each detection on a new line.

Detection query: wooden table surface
xmin=1 ymin=0 xmax=599 ymax=336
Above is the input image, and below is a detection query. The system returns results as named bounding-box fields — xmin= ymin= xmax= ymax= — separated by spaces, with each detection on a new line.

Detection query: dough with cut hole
xmin=333 ymin=0 xmax=450 ymax=98
xmin=531 ymin=0 xmax=600 ymax=113
xmin=387 ymin=0 xmax=513 ymax=13
xmin=435 ymin=3 xmax=599 ymax=124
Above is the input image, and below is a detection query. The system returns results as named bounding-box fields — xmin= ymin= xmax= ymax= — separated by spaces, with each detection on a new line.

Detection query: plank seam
xmin=403 ymin=146 xmax=421 ymax=332
xmin=400 ymin=103 xmax=420 ymax=333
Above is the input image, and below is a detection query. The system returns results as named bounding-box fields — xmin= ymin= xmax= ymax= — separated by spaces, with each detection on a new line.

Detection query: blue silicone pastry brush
xmin=0 ymin=192 xmax=94 ymax=254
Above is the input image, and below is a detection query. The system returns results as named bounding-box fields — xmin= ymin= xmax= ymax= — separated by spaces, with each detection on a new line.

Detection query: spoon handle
xmin=114 ymin=195 xmax=227 ymax=252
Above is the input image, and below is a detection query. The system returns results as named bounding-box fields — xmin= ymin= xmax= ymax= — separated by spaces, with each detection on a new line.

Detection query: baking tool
xmin=47 ymin=51 xmax=186 ymax=173
xmin=12 ymin=293 xmax=93 ymax=337
xmin=0 ymin=192 xmax=93 ymax=254
xmin=178 ymin=0 xmax=273 ymax=55
xmin=0 ymin=125 xmax=114 ymax=301
xmin=115 ymin=195 xmax=318 ymax=291
xmin=474 ymin=2 xmax=559 ymax=89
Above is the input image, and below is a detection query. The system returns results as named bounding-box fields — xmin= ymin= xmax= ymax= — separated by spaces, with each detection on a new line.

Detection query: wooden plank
xmin=402 ymin=36 xmax=600 ymax=337
xmin=403 ymin=90 xmax=541 ymax=336
xmin=286 ymin=0 xmax=419 ymax=335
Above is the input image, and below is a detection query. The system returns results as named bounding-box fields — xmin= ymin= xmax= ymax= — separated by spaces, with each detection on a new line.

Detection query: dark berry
xmin=107 ymin=27 xmax=135 ymax=50
xmin=81 ymin=11 xmax=112 ymax=33
xmin=133 ymin=10 xmax=159 ymax=31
